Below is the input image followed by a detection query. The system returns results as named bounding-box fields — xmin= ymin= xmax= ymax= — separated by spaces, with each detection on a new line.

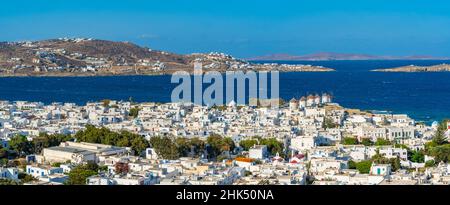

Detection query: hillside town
xmin=0 ymin=38 xmax=333 ymax=76
xmin=1 ymin=95 xmax=450 ymax=185
xmin=1 ymin=38 xmax=180 ymax=75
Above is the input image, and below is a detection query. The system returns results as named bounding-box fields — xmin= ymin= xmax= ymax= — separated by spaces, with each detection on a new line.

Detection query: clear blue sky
xmin=1 ymin=0 xmax=450 ymax=58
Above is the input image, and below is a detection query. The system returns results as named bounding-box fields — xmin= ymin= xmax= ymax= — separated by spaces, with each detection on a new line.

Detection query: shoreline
xmin=250 ymin=59 xmax=450 ymax=62
xmin=0 ymin=98 xmax=440 ymax=124
xmin=372 ymin=63 xmax=450 ymax=72
xmin=0 ymin=69 xmax=335 ymax=78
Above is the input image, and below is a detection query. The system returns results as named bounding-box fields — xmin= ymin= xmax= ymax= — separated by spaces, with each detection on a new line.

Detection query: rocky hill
xmin=0 ymin=38 xmax=333 ymax=76
xmin=248 ymin=52 xmax=450 ymax=61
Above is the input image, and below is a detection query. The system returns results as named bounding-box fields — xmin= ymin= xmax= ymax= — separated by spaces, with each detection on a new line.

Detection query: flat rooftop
xmin=45 ymin=146 xmax=95 ymax=155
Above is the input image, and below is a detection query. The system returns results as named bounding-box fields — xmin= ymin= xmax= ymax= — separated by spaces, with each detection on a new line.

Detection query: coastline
xmin=0 ymin=97 xmax=438 ymax=125
xmin=0 ymin=68 xmax=335 ymax=78
xmin=372 ymin=63 xmax=450 ymax=72
xmin=2 ymin=60 xmax=450 ymax=124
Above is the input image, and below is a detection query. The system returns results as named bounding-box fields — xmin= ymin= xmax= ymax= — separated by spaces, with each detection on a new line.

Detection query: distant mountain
xmin=247 ymin=52 xmax=450 ymax=61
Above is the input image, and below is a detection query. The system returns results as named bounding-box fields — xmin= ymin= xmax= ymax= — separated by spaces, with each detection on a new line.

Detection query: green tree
xmin=425 ymin=160 xmax=435 ymax=167
xmin=18 ymin=173 xmax=36 ymax=183
xmin=129 ymin=106 xmax=140 ymax=118
xmin=0 ymin=158 xmax=8 ymax=166
xmin=32 ymin=133 xmax=73 ymax=154
xmin=0 ymin=146 xmax=8 ymax=159
xmin=188 ymin=137 xmax=206 ymax=157
xmin=115 ymin=137 xmax=130 ymax=147
xmin=206 ymin=134 xmax=222 ymax=158
xmin=360 ymin=138 xmax=373 ymax=146
xmin=149 ymin=136 xmax=209 ymax=159
xmin=374 ymin=138 xmax=391 ymax=146
xmin=355 ymin=160 xmax=372 ymax=174
xmin=239 ymin=139 xmax=258 ymax=151
xmin=371 ymin=149 xmax=388 ymax=163
xmin=342 ymin=137 xmax=358 ymax=145
xmin=432 ymin=120 xmax=449 ymax=146
xmin=66 ymin=162 xmax=99 ymax=185
xmin=348 ymin=160 xmax=357 ymax=169
xmin=430 ymin=144 xmax=450 ymax=163
xmin=394 ymin=144 xmax=409 ymax=149
xmin=74 ymin=125 xmax=105 ymax=143
xmin=206 ymin=134 xmax=236 ymax=159
xmin=75 ymin=125 xmax=149 ymax=155
xmin=260 ymin=138 xmax=284 ymax=156
xmin=149 ymin=136 xmax=179 ymax=160
xmin=175 ymin=137 xmax=191 ymax=157
xmin=9 ymin=135 xmax=33 ymax=156
xmin=390 ymin=156 xmax=401 ymax=171
xmin=223 ymin=137 xmax=236 ymax=153
xmin=130 ymin=138 xmax=147 ymax=156
xmin=323 ymin=117 xmax=338 ymax=129
xmin=371 ymin=149 xmax=401 ymax=171
xmin=410 ymin=150 xmax=425 ymax=163
xmin=98 ymin=165 xmax=108 ymax=172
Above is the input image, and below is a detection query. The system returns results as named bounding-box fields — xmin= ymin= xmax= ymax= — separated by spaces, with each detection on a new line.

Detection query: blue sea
xmin=1 ymin=60 xmax=450 ymax=124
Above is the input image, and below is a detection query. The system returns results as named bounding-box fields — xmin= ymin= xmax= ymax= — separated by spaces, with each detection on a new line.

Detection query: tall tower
xmin=289 ymin=98 xmax=299 ymax=110
xmin=299 ymin=96 xmax=306 ymax=109
xmin=321 ymin=93 xmax=331 ymax=104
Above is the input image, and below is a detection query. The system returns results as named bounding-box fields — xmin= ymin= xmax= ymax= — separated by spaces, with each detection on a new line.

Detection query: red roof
xmin=235 ymin=157 xmax=254 ymax=163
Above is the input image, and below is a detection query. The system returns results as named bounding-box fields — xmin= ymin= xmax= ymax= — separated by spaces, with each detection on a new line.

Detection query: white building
xmin=321 ymin=93 xmax=331 ymax=104
xmin=41 ymin=141 xmax=128 ymax=164
xmin=291 ymin=135 xmax=316 ymax=151
xmin=299 ymin=97 xmax=306 ymax=109
xmin=0 ymin=167 xmax=19 ymax=180
xmin=249 ymin=145 xmax=268 ymax=159
xmin=370 ymin=164 xmax=391 ymax=176
xmin=387 ymin=127 xmax=415 ymax=142
xmin=289 ymin=98 xmax=299 ymax=110
xmin=26 ymin=165 xmax=64 ymax=178
xmin=145 ymin=148 xmax=159 ymax=160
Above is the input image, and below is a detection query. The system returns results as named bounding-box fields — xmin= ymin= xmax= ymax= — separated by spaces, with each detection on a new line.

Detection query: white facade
xmin=291 ymin=136 xmax=316 ymax=151
xmin=26 ymin=165 xmax=64 ymax=178
xmin=249 ymin=145 xmax=268 ymax=159
xmin=0 ymin=167 xmax=18 ymax=180
xmin=42 ymin=141 xmax=128 ymax=164
xmin=370 ymin=164 xmax=391 ymax=176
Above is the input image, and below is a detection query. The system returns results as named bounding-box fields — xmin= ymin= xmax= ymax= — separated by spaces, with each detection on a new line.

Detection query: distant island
xmin=0 ymin=38 xmax=333 ymax=77
xmin=248 ymin=52 xmax=450 ymax=61
xmin=372 ymin=64 xmax=450 ymax=72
